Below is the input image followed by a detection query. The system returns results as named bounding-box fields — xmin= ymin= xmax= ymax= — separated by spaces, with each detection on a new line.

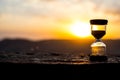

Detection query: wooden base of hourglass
xmin=89 ymin=55 xmax=108 ymax=62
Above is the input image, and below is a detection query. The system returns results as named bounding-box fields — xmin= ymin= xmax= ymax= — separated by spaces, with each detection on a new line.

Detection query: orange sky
xmin=0 ymin=0 xmax=120 ymax=40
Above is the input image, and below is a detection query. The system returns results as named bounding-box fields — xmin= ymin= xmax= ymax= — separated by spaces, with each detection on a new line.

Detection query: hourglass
xmin=89 ymin=19 xmax=108 ymax=61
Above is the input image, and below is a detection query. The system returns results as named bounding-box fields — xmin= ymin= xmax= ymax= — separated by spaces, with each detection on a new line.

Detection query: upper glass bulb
xmin=90 ymin=19 xmax=108 ymax=39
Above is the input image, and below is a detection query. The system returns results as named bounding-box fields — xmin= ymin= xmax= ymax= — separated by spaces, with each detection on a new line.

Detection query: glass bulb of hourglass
xmin=91 ymin=25 xmax=106 ymax=39
xmin=89 ymin=19 xmax=108 ymax=62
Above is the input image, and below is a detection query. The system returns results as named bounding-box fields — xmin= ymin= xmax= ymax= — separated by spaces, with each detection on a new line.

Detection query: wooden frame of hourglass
xmin=89 ymin=19 xmax=108 ymax=62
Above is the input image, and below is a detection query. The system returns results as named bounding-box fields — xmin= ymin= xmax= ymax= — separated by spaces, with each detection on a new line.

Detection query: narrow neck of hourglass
xmin=95 ymin=39 xmax=102 ymax=42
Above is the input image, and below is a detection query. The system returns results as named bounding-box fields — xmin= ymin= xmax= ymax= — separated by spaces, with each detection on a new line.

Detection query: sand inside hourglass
xmin=92 ymin=30 xmax=106 ymax=39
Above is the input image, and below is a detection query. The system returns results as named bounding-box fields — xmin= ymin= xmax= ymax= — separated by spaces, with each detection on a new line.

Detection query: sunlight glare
xmin=70 ymin=21 xmax=91 ymax=37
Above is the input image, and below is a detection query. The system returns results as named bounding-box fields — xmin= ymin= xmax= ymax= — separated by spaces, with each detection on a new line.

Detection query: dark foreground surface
xmin=0 ymin=61 xmax=120 ymax=79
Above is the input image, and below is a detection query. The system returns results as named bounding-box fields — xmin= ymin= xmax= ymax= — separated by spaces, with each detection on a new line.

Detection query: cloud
xmin=0 ymin=0 xmax=81 ymax=26
xmin=0 ymin=0 xmax=91 ymax=16
xmin=91 ymin=0 xmax=120 ymax=21
xmin=1 ymin=0 xmax=120 ymax=24
xmin=1 ymin=0 xmax=120 ymax=40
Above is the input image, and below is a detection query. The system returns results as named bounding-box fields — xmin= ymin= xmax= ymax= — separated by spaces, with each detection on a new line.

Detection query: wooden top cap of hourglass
xmin=90 ymin=19 xmax=108 ymax=25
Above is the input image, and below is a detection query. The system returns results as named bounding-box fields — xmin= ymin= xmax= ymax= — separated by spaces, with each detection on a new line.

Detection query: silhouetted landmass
xmin=0 ymin=38 xmax=120 ymax=56
xmin=0 ymin=38 xmax=120 ymax=64
xmin=0 ymin=38 xmax=120 ymax=76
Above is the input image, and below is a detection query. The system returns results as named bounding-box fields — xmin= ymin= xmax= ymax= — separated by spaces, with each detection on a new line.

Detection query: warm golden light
xmin=70 ymin=21 xmax=91 ymax=37
xmin=92 ymin=25 xmax=106 ymax=30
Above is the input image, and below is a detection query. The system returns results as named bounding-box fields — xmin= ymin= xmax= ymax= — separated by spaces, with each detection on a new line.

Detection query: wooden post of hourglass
xmin=89 ymin=19 xmax=108 ymax=62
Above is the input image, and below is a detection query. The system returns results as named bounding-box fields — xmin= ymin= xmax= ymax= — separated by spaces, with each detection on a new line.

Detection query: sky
xmin=0 ymin=0 xmax=120 ymax=40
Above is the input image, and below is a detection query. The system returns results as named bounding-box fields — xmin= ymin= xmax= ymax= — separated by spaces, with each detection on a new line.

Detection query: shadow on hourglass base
xmin=89 ymin=55 xmax=108 ymax=62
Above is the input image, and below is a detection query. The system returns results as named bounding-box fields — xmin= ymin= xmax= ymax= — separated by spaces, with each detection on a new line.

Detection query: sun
xmin=70 ymin=21 xmax=91 ymax=37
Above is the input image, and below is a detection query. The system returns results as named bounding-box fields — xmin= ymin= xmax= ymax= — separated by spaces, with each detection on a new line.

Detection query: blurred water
xmin=0 ymin=52 xmax=120 ymax=64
